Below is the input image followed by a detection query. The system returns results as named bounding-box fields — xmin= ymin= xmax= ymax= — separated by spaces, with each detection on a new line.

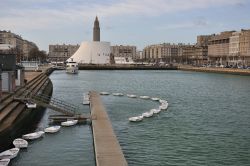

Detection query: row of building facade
xmin=47 ymin=29 xmax=250 ymax=66
xmin=143 ymin=29 xmax=250 ymax=66
xmin=0 ymin=30 xmax=38 ymax=62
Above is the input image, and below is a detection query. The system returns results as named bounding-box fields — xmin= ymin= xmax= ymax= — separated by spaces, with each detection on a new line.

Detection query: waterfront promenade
xmin=178 ymin=65 xmax=250 ymax=76
xmin=90 ymin=91 xmax=128 ymax=166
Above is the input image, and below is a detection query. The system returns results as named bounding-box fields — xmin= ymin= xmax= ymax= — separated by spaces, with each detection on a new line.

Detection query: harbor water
xmin=12 ymin=70 xmax=250 ymax=166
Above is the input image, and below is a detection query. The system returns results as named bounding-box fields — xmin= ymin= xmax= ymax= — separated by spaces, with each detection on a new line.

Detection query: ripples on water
xmin=12 ymin=70 xmax=250 ymax=166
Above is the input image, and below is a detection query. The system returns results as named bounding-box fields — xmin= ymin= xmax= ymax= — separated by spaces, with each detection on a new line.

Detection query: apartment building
xmin=207 ymin=29 xmax=250 ymax=66
xmin=48 ymin=44 xmax=80 ymax=62
xmin=143 ymin=43 xmax=193 ymax=63
xmin=22 ymin=40 xmax=37 ymax=59
xmin=208 ymin=31 xmax=235 ymax=65
xmin=0 ymin=30 xmax=37 ymax=62
xmin=142 ymin=43 xmax=195 ymax=63
xmin=239 ymin=29 xmax=250 ymax=66
xmin=111 ymin=45 xmax=136 ymax=60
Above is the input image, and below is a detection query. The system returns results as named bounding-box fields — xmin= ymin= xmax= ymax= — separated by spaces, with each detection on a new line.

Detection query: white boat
xmin=159 ymin=99 xmax=168 ymax=104
xmin=61 ymin=120 xmax=78 ymax=126
xmin=127 ymin=94 xmax=137 ymax=98
xmin=151 ymin=97 xmax=160 ymax=101
xmin=100 ymin=92 xmax=110 ymax=95
xmin=0 ymin=159 xmax=10 ymax=166
xmin=22 ymin=131 xmax=45 ymax=140
xmin=83 ymin=93 xmax=90 ymax=105
xmin=26 ymin=102 xmax=37 ymax=108
xmin=66 ymin=58 xmax=78 ymax=74
xmin=13 ymin=138 xmax=28 ymax=148
xmin=159 ymin=103 xmax=169 ymax=110
xmin=83 ymin=100 xmax=90 ymax=105
xmin=44 ymin=126 xmax=61 ymax=133
xmin=139 ymin=96 xmax=150 ymax=99
xmin=151 ymin=108 xmax=161 ymax=114
xmin=142 ymin=111 xmax=154 ymax=118
xmin=83 ymin=93 xmax=90 ymax=99
xmin=0 ymin=148 xmax=19 ymax=160
xmin=129 ymin=116 xmax=143 ymax=122
xmin=112 ymin=93 xmax=124 ymax=96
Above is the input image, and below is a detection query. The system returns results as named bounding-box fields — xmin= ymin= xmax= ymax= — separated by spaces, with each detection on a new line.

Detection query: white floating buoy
xmin=159 ymin=99 xmax=168 ymax=104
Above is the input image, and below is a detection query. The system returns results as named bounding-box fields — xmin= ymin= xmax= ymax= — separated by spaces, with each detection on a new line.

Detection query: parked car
xmin=220 ymin=65 xmax=224 ymax=68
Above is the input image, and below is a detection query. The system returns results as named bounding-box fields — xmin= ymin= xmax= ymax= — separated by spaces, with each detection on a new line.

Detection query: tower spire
xmin=93 ymin=16 xmax=100 ymax=41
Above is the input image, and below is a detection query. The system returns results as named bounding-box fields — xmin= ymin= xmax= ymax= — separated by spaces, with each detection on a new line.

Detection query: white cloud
xmin=0 ymin=0 xmax=245 ymax=30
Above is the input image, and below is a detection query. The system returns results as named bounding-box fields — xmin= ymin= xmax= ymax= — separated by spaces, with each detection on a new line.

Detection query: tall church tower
xmin=93 ymin=16 xmax=100 ymax=41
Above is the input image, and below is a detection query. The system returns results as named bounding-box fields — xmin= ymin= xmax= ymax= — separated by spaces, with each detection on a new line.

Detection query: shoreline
xmin=178 ymin=65 xmax=250 ymax=76
xmin=78 ymin=64 xmax=177 ymax=70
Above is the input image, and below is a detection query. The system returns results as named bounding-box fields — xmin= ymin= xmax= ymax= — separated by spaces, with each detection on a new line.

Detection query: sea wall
xmin=0 ymin=69 xmax=53 ymax=151
xmin=178 ymin=66 xmax=250 ymax=76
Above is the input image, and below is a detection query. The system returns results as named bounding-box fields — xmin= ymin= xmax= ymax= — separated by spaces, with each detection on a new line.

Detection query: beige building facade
xmin=207 ymin=29 xmax=250 ymax=66
xmin=48 ymin=44 xmax=80 ymax=62
xmin=143 ymin=43 xmax=195 ymax=64
xmin=0 ymin=30 xmax=37 ymax=62
xmin=183 ymin=46 xmax=208 ymax=66
xmin=22 ymin=40 xmax=37 ymax=59
xmin=111 ymin=45 xmax=136 ymax=60
xmin=239 ymin=29 xmax=250 ymax=66
xmin=208 ymin=31 xmax=235 ymax=65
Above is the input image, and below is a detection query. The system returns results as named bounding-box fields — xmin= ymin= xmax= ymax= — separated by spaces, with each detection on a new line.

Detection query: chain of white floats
xmin=97 ymin=91 xmax=169 ymax=122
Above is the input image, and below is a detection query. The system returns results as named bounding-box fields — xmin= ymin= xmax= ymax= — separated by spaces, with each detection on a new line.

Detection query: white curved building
xmin=67 ymin=17 xmax=110 ymax=64
xmin=69 ymin=41 xmax=110 ymax=64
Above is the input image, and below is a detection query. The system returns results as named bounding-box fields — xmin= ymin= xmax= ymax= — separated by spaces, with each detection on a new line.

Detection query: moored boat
xmin=159 ymin=103 xmax=168 ymax=110
xmin=0 ymin=148 xmax=19 ymax=160
xmin=127 ymin=94 xmax=137 ymax=98
xmin=83 ymin=100 xmax=90 ymax=105
xmin=142 ymin=111 xmax=154 ymax=118
xmin=139 ymin=96 xmax=150 ymax=99
xmin=112 ymin=93 xmax=124 ymax=96
xmin=129 ymin=115 xmax=143 ymax=122
xmin=151 ymin=97 xmax=160 ymax=101
xmin=61 ymin=120 xmax=78 ymax=126
xmin=44 ymin=126 xmax=61 ymax=133
xmin=0 ymin=159 xmax=10 ymax=166
xmin=13 ymin=138 xmax=28 ymax=148
xmin=100 ymin=92 xmax=110 ymax=95
xmin=151 ymin=108 xmax=161 ymax=114
xmin=66 ymin=58 xmax=78 ymax=74
xmin=25 ymin=102 xmax=37 ymax=108
xmin=22 ymin=131 xmax=45 ymax=140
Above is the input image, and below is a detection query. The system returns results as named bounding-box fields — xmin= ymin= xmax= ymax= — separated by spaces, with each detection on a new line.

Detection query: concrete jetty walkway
xmin=90 ymin=91 xmax=128 ymax=166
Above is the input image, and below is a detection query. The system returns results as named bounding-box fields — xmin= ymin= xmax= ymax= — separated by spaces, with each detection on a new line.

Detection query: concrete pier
xmin=90 ymin=91 xmax=128 ymax=166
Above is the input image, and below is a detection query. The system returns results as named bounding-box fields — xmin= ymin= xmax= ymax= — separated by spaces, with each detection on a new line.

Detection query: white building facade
xmin=68 ymin=41 xmax=110 ymax=64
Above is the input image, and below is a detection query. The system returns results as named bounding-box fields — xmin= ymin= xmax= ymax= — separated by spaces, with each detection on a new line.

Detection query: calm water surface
xmin=12 ymin=70 xmax=250 ymax=166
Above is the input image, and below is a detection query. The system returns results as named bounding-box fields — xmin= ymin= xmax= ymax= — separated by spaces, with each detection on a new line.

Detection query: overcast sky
xmin=1 ymin=0 xmax=250 ymax=51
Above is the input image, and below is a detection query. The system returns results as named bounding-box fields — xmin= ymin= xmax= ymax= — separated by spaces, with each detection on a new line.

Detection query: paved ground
xmin=24 ymin=71 xmax=41 ymax=82
xmin=179 ymin=65 xmax=250 ymax=76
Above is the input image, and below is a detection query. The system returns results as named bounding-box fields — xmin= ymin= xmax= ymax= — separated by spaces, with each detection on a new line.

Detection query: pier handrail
xmin=14 ymin=89 xmax=83 ymax=116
